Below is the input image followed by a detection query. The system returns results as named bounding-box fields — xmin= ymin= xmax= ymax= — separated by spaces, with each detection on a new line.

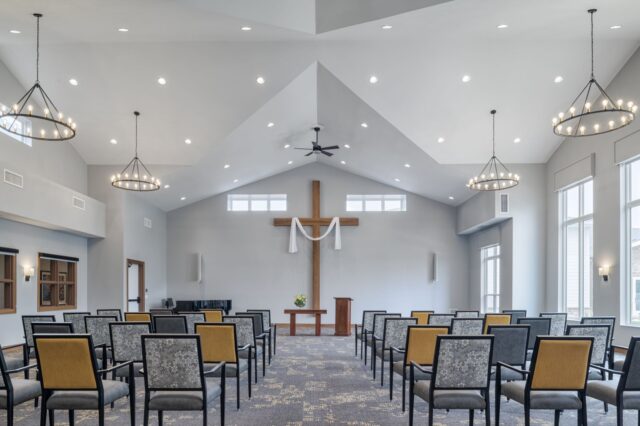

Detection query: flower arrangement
xmin=294 ymin=294 xmax=307 ymax=308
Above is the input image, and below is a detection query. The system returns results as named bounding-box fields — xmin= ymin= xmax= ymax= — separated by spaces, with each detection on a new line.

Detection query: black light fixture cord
xmin=491 ymin=110 xmax=496 ymax=157
xmin=134 ymin=112 xmax=139 ymax=157
xmin=35 ymin=14 xmax=40 ymax=83
xmin=589 ymin=9 xmax=596 ymax=79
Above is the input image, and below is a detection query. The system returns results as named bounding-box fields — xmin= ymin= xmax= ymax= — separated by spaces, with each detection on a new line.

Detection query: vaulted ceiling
xmin=0 ymin=0 xmax=639 ymax=210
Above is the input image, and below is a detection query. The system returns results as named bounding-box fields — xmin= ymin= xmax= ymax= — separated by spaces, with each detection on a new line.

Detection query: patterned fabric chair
xmin=34 ymin=334 xmax=134 ymax=426
xmin=196 ymin=323 xmax=251 ymax=409
xmin=32 ymin=322 xmax=74 ymax=334
xmin=0 ymin=345 xmax=41 ymax=426
xmin=427 ymin=314 xmax=455 ymax=326
xmin=378 ymin=318 xmax=417 ymax=386
xmin=517 ymin=317 xmax=551 ymax=356
xmin=109 ymin=322 xmax=151 ymax=383
xmin=85 ymin=315 xmax=118 ymax=373
xmin=483 ymin=313 xmax=511 ymax=333
xmin=581 ymin=316 xmax=617 ymax=372
xmin=410 ymin=335 xmax=494 ymax=426
xmin=371 ymin=313 xmax=401 ymax=378
xmin=141 ymin=334 xmax=225 ymax=426
xmin=455 ymin=310 xmax=480 ymax=318
xmin=124 ymin=312 xmax=152 ymax=323
xmin=539 ymin=312 xmax=567 ymax=336
xmin=391 ymin=325 xmax=449 ymax=411
xmin=489 ymin=325 xmax=529 ymax=381
xmin=410 ymin=310 xmax=433 ymax=325
xmin=178 ymin=312 xmax=206 ymax=334
xmin=153 ymin=315 xmax=188 ymax=334
xmin=96 ymin=309 xmax=122 ymax=321
xmin=496 ymin=336 xmax=593 ymax=426
xmin=451 ymin=318 xmax=484 ymax=335
xmin=247 ymin=309 xmax=276 ymax=359
xmin=503 ymin=309 xmax=527 ymax=324
xmin=567 ymin=324 xmax=610 ymax=377
xmin=63 ymin=312 xmax=90 ymax=333
xmin=356 ymin=310 xmax=385 ymax=361
xmin=587 ymin=336 xmax=640 ymax=425
xmin=223 ymin=316 xmax=259 ymax=384
xmin=238 ymin=312 xmax=268 ymax=373
xmin=21 ymin=315 xmax=55 ymax=377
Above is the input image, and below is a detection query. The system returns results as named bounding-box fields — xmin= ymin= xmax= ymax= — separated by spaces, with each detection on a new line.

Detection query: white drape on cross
xmin=288 ymin=217 xmax=341 ymax=253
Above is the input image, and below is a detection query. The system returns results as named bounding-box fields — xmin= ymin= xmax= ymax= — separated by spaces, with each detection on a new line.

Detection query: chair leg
xmin=7 ymin=405 xmax=14 ymax=426
xmin=524 ymin=402 xmax=530 ymax=426
xmin=254 ymin=352 xmax=258 ymax=384
xmin=236 ymin=370 xmax=241 ymax=409
xmin=605 ymin=402 xmax=609 ymax=413
xmin=262 ymin=344 xmax=266 ymax=376
xmin=143 ymin=395 xmax=150 ymax=426
xmin=40 ymin=399 xmax=47 ymax=426
xmin=48 ymin=409 xmax=54 ymax=426
xmin=389 ymin=359 xmax=394 ymax=400
xmin=248 ymin=359 xmax=252 ymax=398
xmin=495 ymin=381 xmax=501 ymax=426
xmin=99 ymin=406 xmax=105 ymax=426
xmin=469 ymin=409 xmax=474 ymax=425
xmin=428 ymin=404 xmax=434 ymax=426
xmin=268 ymin=330 xmax=272 ymax=364
xmin=409 ymin=382 xmax=415 ymax=426
xmin=581 ymin=392 xmax=588 ymax=426
xmin=221 ymin=375 xmax=226 ymax=426
xmin=402 ymin=369 xmax=407 ymax=412
xmin=617 ymin=406 xmax=623 ymax=426
xmin=69 ymin=410 xmax=75 ymax=426
xmin=380 ymin=357 xmax=385 ymax=386
xmin=485 ymin=392 xmax=490 ymax=426
xmin=554 ymin=410 xmax=560 ymax=426
xmin=355 ymin=328 xmax=358 ymax=356
xmin=158 ymin=410 xmax=163 ymax=426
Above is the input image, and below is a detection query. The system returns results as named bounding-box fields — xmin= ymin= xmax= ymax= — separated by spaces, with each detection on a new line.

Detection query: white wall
xmin=166 ymin=162 xmax=469 ymax=323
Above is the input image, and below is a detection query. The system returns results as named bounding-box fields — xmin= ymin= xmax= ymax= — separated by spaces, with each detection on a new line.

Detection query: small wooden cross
xmin=274 ymin=180 xmax=359 ymax=309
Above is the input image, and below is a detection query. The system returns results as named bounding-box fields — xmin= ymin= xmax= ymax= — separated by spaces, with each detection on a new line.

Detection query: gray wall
xmin=167 ymin=162 xmax=469 ymax=323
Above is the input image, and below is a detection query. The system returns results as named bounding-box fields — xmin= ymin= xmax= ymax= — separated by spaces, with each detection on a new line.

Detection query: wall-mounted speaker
xmin=194 ymin=253 xmax=203 ymax=284
xmin=431 ymin=253 xmax=438 ymax=283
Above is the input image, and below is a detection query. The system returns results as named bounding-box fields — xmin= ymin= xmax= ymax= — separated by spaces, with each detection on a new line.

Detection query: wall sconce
xmin=598 ymin=266 xmax=610 ymax=283
xmin=24 ymin=266 xmax=35 ymax=282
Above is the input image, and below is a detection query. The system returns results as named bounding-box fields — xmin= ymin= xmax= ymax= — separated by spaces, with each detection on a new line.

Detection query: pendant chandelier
xmin=467 ymin=110 xmax=520 ymax=191
xmin=552 ymin=9 xmax=636 ymax=137
xmin=0 ymin=13 xmax=76 ymax=141
xmin=110 ymin=111 xmax=160 ymax=191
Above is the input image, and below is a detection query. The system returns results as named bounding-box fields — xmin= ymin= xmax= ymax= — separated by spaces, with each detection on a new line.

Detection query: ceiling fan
xmin=295 ymin=126 xmax=339 ymax=157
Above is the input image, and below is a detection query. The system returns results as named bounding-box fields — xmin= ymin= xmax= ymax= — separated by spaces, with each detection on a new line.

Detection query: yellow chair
xmin=201 ymin=309 xmax=224 ymax=323
xmin=196 ymin=323 xmax=251 ymax=409
xmin=123 ymin=312 xmax=152 ymax=322
xmin=390 ymin=325 xmax=449 ymax=412
xmin=410 ymin=310 xmax=434 ymax=325
xmin=496 ymin=336 xmax=593 ymax=425
xmin=483 ymin=313 xmax=511 ymax=333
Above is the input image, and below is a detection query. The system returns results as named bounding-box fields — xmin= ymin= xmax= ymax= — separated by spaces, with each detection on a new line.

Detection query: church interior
xmin=1 ymin=1 xmax=640 ymax=425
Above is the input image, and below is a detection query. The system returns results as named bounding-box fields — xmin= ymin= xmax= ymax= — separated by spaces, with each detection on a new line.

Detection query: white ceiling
xmin=0 ymin=0 xmax=639 ymax=210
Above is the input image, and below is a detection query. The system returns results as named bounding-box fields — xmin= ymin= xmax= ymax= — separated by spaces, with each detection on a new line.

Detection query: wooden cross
xmin=274 ymin=180 xmax=359 ymax=310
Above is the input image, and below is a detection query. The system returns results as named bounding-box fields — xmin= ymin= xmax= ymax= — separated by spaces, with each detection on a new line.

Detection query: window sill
xmin=38 ymin=304 xmax=77 ymax=312
xmin=0 ymin=308 xmax=17 ymax=315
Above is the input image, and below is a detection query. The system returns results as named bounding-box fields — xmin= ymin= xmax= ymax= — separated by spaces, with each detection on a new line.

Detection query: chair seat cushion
xmin=587 ymin=379 xmax=640 ymax=409
xmin=0 ymin=379 xmax=42 ymax=408
xmin=392 ymin=361 xmax=431 ymax=379
xmin=46 ymin=380 xmax=129 ymax=409
xmin=500 ymin=381 xmax=582 ymax=409
xmin=413 ymin=380 xmax=485 ymax=409
xmin=4 ymin=356 xmax=25 ymax=371
xmin=239 ymin=346 xmax=262 ymax=358
xmin=115 ymin=362 xmax=144 ymax=378
xmin=204 ymin=360 xmax=249 ymax=377
xmin=148 ymin=380 xmax=221 ymax=411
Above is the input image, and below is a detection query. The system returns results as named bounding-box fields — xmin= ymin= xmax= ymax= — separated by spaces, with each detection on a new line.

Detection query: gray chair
xmin=224 ymin=316 xmax=260 ymax=384
xmin=455 ymin=310 xmax=480 ymax=318
xmin=32 ymin=322 xmax=74 ymax=334
xmin=489 ymin=325 xmax=529 ymax=381
xmin=540 ymin=312 xmax=567 ymax=336
xmin=63 ymin=312 xmax=91 ymax=333
xmin=247 ymin=309 xmax=275 ymax=361
xmin=109 ymin=322 xmax=151 ymax=382
xmin=178 ymin=312 xmax=206 ymax=334
xmin=567 ymin=324 xmax=610 ymax=377
xmin=371 ymin=313 xmax=401 ymax=379
xmin=0 ymin=345 xmax=41 ymax=426
xmin=97 ymin=309 xmax=122 ymax=321
xmin=378 ymin=317 xmax=417 ymax=386
xmin=428 ymin=314 xmax=455 ymax=326
xmin=153 ymin=315 xmax=188 ymax=334
xmin=141 ymin=334 xmax=225 ymax=426
xmin=85 ymin=315 xmax=118 ymax=375
xmin=451 ymin=318 xmax=484 ymax=335
xmin=358 ymin=310 xmax=385 ymax=364
xmin=587 ymin=336 xmax=640 ymax=425
xmin=149 ymin=309 xmax=173 ymax=316
xmin=581 ymin=316 xmax=617 ymax=371
xmin=21 ymin=315 xmax=55 ymax=377
xmin=503 ymin=309 xmax=527 ymax=324
xmin=238 ymin=312 xmax=268 ymax=376
xmin=517 ymin=317 xmax=551 ymax=356
xmin=410 ymin=335 xmax=494 ymax=426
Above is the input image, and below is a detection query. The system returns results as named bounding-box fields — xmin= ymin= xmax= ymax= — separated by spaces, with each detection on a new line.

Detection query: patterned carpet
xmin=2 ymin=329 xmax=634 ymax=425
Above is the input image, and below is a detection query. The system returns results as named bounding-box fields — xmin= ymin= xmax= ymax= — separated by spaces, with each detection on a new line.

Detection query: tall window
xmin=227 ymin=194 xmax=287 ymax=212
xmin=560 ymin=180 xmax=593 ymax=320
xmin=346 ymin=194 xmax=406 ymax=212
xmin=623 ymin=158 xmax=640 ymax=325
xmin=481 ymin=244 xmax=500 ymax=313
xmin=0 ymin=247 xmax=17 ymax=314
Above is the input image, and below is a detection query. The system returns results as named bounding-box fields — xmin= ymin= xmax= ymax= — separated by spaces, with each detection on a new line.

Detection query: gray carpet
xmin=1 ymin=331 xmax=634 ymax=424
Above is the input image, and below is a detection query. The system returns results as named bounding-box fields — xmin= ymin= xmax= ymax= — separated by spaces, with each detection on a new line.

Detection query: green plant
xmin=294 ymin=294 xmax=307 ymax=308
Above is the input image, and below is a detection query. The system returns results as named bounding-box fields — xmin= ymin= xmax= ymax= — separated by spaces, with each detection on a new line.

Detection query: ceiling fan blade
xmin=305 ymin=152 xmax=314 ymax=157
xmin=294 ymin=147 xmax=313 ymax=150
xmin=321 ymin=150 xmax=333 ymax=157
xmin=322 ymin=145 xmax=340 ymax=150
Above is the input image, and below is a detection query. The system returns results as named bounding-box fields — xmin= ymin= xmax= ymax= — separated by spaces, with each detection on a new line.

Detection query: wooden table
xmin=284 ymin=309 xmax=327 ymax=336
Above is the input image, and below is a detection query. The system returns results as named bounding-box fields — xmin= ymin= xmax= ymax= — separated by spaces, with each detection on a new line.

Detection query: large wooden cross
xmin=274 ymin=180 xmax=359 ymax=309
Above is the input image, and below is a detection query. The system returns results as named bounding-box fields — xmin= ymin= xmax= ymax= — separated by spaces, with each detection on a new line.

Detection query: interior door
xmin=127 ymin=259 xmax=145 ymax=312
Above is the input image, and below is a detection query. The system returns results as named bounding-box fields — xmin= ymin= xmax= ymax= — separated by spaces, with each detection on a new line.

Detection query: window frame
xmin=37 ymin=253 xmax=78 ymax=312
xmin=227 ymin=194 xmax=287 ymax=212
xmin=622 ymin=158 xmax=640 ymax=325
xmin=480 ymin=244 xmax=500 ymax=314
xmin=345 ymin=194 xmax=407 ymax=212
xmin=0 ymin=247 xmax=18 ymax=315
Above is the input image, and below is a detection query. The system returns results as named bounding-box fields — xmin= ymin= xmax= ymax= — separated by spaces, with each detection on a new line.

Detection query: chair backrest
xmin=149 ymin=309 xmax=174 ymax=316
xmin=517 ymin=317 xmax=551 ymax=350
xmin=581 ymin=316 xmax=615 ymax=346
xmin=153 ymin=315 xmax=188 ymax=334
xmin=373 ymin=313 xmax=401 ymax=339
xmin=362 ymin=310 xmax=386 ymax=331
xmin=488 ymin=325 xmax=530 ymax=366
xmin=566 ymin=324 xmax=610 ymax=366
xmin=142 ymin=334 xmax=204 ymax=391
xmin=110 ymin=322 xmax=151 ymax=363
xmin=124 ymin=312 xmax=152 ymax=323
xmin=455 ymin=310 xmax=480 ymax=318
xmin=32 ymin=322 xmax=74 ymax=334
xmin=34 ymin=335 xmax=99 ymax=390
xmin=63 ymin=312 xmax=90 ymax=333
xmin=404 ymin=325 xmax=450 ymax=366
xmin=432 ymin=335 xmax=493 ymax=390
xmin=22 ymin=315 xmax=56 ymax=347
xmin=540 ymin=312 xmax=567 ymax=336
xmin=620 ymin=337 xmax=640 ymax=391
xmin=503 ymin=310 xmax=527 ymax=324
xmin=382 ymin=317 xmax=417 ymax=350
xmin=247 ymin=309 xmax=271 ymax=330
xmin=195 ymin=323 xmax=238 ymax=363
xmin=85 ymin=315 xmax=118 ymax=347
xmin=202 ymin=309 xmax=224 ymax=323
xmin=96 ymin=309 xmax=122 ymax=321
xmin=238 ymin=312 xmax=265 ymax=336
xmin=451 ymin=318 xmax=484 ymax=335
xmin=483 ymin=313 xmax=512 ymax=333
xmin=428 ymin=314 xmax=455 ymax=326
xmin=410 ymin=310 xmax=433 ymax=325
xmin=0 ymin=347 xmax=10 ymax=388
xmin=177 ymin=312 xmax=206 ymax=334
xmin=223 ymin=316 xmax=255 ymax=347
xmin=529 ymin=336 xmax=593 ymax=391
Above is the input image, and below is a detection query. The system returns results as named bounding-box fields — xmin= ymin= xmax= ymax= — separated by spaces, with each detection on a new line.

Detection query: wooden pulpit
xmin=334 ymin=297 xmax=353 ymax=336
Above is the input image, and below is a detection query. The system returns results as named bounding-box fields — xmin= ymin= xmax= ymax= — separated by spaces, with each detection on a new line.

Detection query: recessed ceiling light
xmin=288 ymin=160 xmax=293 ymax=165
xmin=448 ymin=196 xmax=455 ymax=200
xmin=554 ymin=76 xmax=564 ymax=83
xmin=382 ymin=25 xmax=392 ymax=30
xmin=394 ymin=178 xmax=400 ymax=182
xmin=461 ymin=75 xmax=471 ymax=83
xmin=404 ymin=163 xmax=411 ymax=168
xmin=185 ymin=139 xmax=192 ymax=145
xmin=68 ymin=78 xmax=78 ymax=86
xmin=109 ymin=138 xmax=118 ymax=145
xmin=9 ymin=30 xmax=21 ymax=34
xmin=514 ymin=137 xmax=521 ymax=144
xmin=344 ymin=144 xmax=350 ymax=149
xmin=256 ymin=76 xmax=265 ymax=85
xmin=284 ymin=144 xmax=291 ymax=149
xmin=157 ymin=77 xmax=167 ymax=85
xmin=233 ymin=179 xmax=239 ymax=183
xmin=117 ymin=28 xmax=129 ymax=32
xmin=180 ymin=196 xmax=186 ymax=201
xmin=164 ymin=184 xmax=170 ymax=189
xmin=360 ymin=122 xmax=368 ymax=128
xmin=241 ymin=26 xmax=252 ymax=31
xmin=369 ymin=75 xmax=378 ymax=84
xmin=340 ymin=160 xmax=346 ymax=165
xmin=437 ymin=137 xmax=445 ymax=143
xmin=223 ymin=164 xmax=230 ymax=169
xmin=267 ymin=122 xmax=275 ymax=128
xmin=610 ymin=25 xmax=622 ymax=30
xmin=497 ymin=24 xmax=508 ymax=29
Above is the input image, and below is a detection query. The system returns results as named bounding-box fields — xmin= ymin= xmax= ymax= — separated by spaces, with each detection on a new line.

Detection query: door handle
xmin=128 ymin=297 xmax=141 ymax=303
